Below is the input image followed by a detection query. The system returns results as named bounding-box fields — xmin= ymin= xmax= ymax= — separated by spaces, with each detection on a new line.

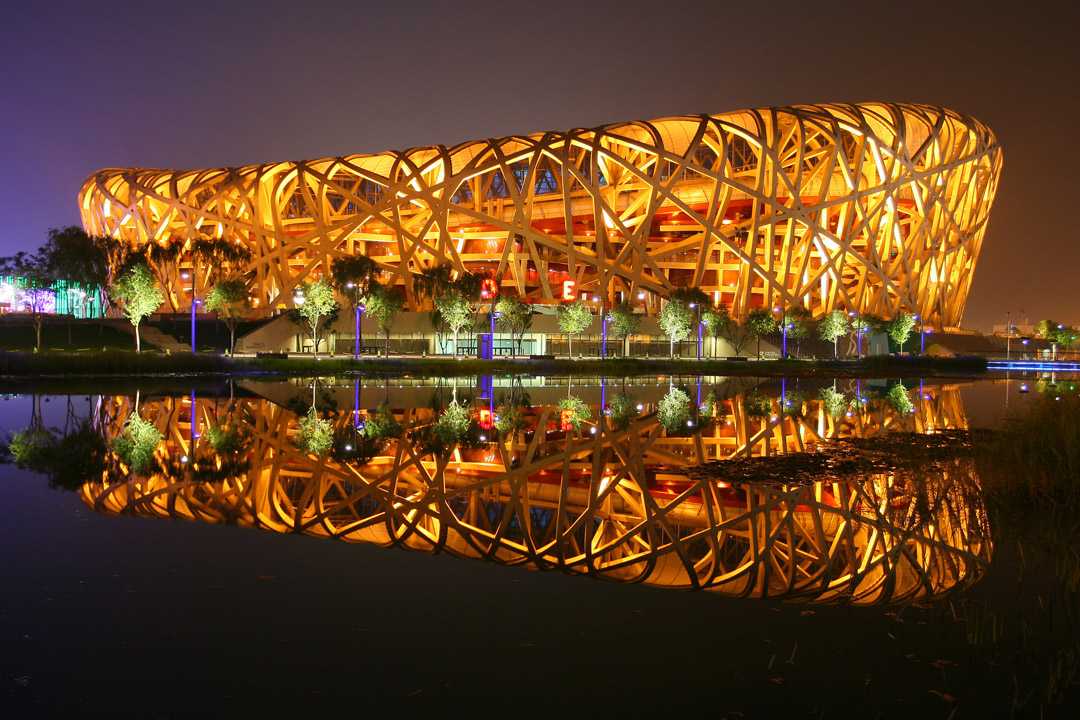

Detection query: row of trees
xmin=0 ymin=227 xmax=255 ymax=353
xmin=554 ymin=294 xmax=921 ymax=360
xmin=0 ymin=230 xmax=992 ymax=359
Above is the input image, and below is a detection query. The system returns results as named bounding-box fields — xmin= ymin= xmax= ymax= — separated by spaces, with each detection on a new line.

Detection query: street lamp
xmin=849 ymin=310 xmax=863 ymax=357
xmin=181 ymin=271 xmax=201 ymax=353
xmin=774 ymin=306 xmax=788 ymax=358
xmin=489 ymin=310 xmax=502 ymax=359
xmin=689 ymin=302 xmax=702 ymax=360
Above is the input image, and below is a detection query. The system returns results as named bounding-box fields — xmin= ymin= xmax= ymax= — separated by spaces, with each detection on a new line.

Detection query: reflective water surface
xmin=1 ymin=374 xmax=1076 ymax=715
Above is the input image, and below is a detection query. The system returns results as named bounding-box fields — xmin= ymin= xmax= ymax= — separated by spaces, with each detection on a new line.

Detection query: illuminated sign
xmin=561 ymin=280 xmax=576 ymax=301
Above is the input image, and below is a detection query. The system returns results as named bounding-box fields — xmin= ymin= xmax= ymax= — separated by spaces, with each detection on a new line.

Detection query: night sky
xmin=2 ymin=0 xmax=1077 ymax=330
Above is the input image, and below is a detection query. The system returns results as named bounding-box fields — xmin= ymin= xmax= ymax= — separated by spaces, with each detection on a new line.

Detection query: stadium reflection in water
xmin=82 ymin=377 xmax=991 ymax=604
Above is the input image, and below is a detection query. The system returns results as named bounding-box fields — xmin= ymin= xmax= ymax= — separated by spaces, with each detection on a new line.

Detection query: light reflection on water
xmin=40 ymin=375 xmax=993 ymax=604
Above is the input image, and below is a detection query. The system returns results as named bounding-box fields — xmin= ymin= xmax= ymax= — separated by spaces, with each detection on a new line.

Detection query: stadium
xmin=79 ymin=102 xmax=1001 ymax=329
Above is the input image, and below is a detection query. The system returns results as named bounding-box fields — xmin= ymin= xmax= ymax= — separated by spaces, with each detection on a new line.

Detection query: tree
xmin=415 ymin=264 xmax=455 ymax=305
xmin=113 ymin=413 xmax=163 ymax=474
xmin=657 ymin=385 xmax=692 ymax=433
xmin=0 ymin=250 xmax=55 ymax=352
xmin=435 ymin=288 xmax=473 ymax=357
xmin=606 ymin=301 xmax=640 ymax=357
xmin=658 ymin=299 xmax=693 ymax=358
xmin=204 ymin=277 xmax=250 ymax=354
xmin=297 ymin=407 xmax=333 ymax=456
xmin=746 ymin=308 xmax=777 ymax=360
xmin=886 ymin=312 xmax=917 ymax=354
xmin=39 ymin=226 xmax=109 ymax=290
xmin=819 ymin=386 xmax=849 ymax=419
xmin=558 ymin=396 xmax=592 ymax=433
xmin=783 ymin=306 xmax=812 ymax=357
xmin=364 ymin=283 xmax=404 ymax=357
xmin=701 ymin=306 xmax=727 ymax=358
xmin=37 ymin=226 xmax=111 ymax=343
xmin=191 ymin=238 xmax=253 ymax=286
xmin=110 ymin=262 xmax=164 ymax=352
xmin=294 ymin=279 xmax=338 ymax=357
xmin=495 ymin=294 xmax=533 ymax=355
xmin=143 ymin=239 xmax=186 ymax=311
xmin=849 ymin=314 xmax=879 ymax=357
xmin=331 ymin=255 xmax=381 ymax=357
xmin=818 ymin=310 xmax=849 ymax=358
xmin=557 ymin=301 xmax=593 ymax=358
xmin=1036 ymin=319 xmax=1078 ymax=359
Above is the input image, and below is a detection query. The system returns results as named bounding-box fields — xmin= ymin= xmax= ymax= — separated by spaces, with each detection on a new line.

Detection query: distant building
xmin=0 ymin=274 xmax=102 ymax=318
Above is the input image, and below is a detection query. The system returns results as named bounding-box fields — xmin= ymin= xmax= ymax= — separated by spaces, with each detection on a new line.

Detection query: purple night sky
xmin=2 ymin=0 xmax=1078 ymax=330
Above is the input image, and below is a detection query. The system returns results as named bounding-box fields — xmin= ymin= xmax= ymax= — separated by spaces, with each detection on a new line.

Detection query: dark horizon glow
xmin=2 ymin=0 xmax=1078 ymax=330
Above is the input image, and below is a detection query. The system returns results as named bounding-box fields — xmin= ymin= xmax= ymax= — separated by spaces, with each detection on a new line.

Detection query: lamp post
xmin=1004 ymin=311 xmax=1011 ymax=361
xmin=181 ymin=272 xmax=201 ymax=353
xmin=849 ymin=311 xmax=862 ymax=357
xmin=690 ymin=302 xmax=702 ymax=360
xmin=346 ymin=282 xmax=365 ymax=360
xmin=775 ymin=306 xmax=788 ymax=358
xmin=489 ymin=310 xmax=501 ymax=360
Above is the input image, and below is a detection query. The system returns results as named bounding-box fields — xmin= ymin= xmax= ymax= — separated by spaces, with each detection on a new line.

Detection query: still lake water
xmin=0 ymin=373 xmax=1076 ymax=716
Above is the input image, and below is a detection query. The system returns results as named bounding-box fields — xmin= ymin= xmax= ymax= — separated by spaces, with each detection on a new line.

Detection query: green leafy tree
xmin=818 ymin=310 xmax=849 ymax=358
xmin=607 ymin=302 xmax=640 ymax=357
xmin=110 ymin=262 xmax=164 ymax=352
xmin=204 ymin=277 xmax=250 ymax=354
xmin=294 ymin=279 xmax=338 ymax=357
xmin=658 ymin=386 xmax=692 ymax=433
xmin=849 ymin=314 xmax=880 ymax=357
xmin=1036 ymin=320 xmax=1078 ymax=359
xmin=331 ymin=255 xmax=381 ymax=357
xmin=746 ymin=308 xmax=777 ymax=360
xmin=782 ymin=306 xmax=812 ymax=357
xmin=495 ymin=294 xmax=533 ymax=355
xmin=0 ymin=250 xmax=56 ymax=352
xmin=364 ymin=283 xmax=405 ymax=357
xmin=112 ymin=413 xmax=163 ymax=473
xmin=557 ymin=301 xmax=593 ymax=358
xmin=701 ymin=307 xmax=727 ymax=358
xmin=435 ymin=288 xmax=474 ymax=357
xmin=658 ymin=299 xmax=693 ymax=358
xmin=886 ymin=312 xmax=917 ymax=353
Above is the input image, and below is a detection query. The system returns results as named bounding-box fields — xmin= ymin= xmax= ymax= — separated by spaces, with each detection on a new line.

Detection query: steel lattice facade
xmin=79 ymin=102 xmax=1001 ymax=326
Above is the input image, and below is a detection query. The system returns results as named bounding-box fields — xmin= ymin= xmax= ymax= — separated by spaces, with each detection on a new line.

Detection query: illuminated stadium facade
xmin=79 ymin=102 xmax=1001 ymax=327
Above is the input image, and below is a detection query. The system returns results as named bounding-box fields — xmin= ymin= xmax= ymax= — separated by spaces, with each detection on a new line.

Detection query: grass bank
xmin=0 ymin=349 xmax=987 ymax=379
